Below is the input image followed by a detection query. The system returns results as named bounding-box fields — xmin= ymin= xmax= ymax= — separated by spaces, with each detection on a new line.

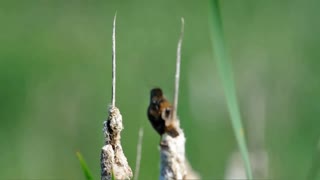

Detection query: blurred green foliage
xmin=76 ymin=152 xmax=94 ymax=180
xmin=210 ymin=0 xmax=252 ymax=178
xmin=0 ymin=0 xmax=319 ymax=179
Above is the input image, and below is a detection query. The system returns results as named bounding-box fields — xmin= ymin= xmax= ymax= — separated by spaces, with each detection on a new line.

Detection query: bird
xmin=147 ymin=88 xmax=179 ymax=137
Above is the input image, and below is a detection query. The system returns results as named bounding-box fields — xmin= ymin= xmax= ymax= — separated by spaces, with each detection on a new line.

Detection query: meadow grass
xmin=209 ymin=0 xmax=253 ymax=179
xmin=76 ymin=152 xmax=94 ymax=180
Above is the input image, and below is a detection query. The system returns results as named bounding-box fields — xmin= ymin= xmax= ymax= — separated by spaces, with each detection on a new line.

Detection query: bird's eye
xmin=164 ymin=108 xmax=171 ymax=118
xmin=152 ymin=97 xmax=160 ymax=105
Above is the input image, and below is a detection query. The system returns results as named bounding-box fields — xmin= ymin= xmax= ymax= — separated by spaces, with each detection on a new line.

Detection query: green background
xmin=0 ymin=0 xmax=319 ymax=179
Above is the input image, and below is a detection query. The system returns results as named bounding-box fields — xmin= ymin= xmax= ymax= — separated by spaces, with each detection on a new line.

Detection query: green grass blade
xmin=76 ymin=152 xmax=94 ymax=180
xmin=209 ymin=0 xmax=253 ymax=179
xmin=112 ymin=171 xmax=116 ymax=180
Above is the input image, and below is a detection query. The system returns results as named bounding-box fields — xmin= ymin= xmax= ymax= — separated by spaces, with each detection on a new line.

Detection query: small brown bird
xmin=147 ymin=88 xmax=179 ymax=137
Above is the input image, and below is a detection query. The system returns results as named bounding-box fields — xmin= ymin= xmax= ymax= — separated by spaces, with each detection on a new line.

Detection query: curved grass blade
xmin=76 ymin=151 xmax=94 ymax=180
xmin=209 ymin=0 xmax=253 ymax=179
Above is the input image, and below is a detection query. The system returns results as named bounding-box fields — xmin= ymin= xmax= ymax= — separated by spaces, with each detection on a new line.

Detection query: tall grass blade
xmin=76 ymin=152 xmax=94 ymax=180
xmin=209 ymin=0 xmax=253 ymax=179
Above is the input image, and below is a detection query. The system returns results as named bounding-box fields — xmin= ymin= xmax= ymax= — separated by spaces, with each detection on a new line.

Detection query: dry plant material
xmin=147 ymin=88 xmax=187 ymax=179
xmin=147 ymin=18 xmax=199 ymax=180
xmin=101 ymin=107 xmax=132 ymax=180
xmin=133 ymin=128 xmax=144 ymax=180
xmin=100 ymin=13 xmax=132 ymax=180
xmin=158 ymin=95 xmax=199 ymax=180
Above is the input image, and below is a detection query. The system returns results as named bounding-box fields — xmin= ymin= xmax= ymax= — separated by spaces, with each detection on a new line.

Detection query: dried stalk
xmin=111 ymin=12 xmax=117 ymax=107
xmin=134 ymin=128 xmax=144 ymax=180
xmin=100 ymin=13 xmax=132 ymax=180
xmin=160 ymin=18 xmax=199 ymax=180
xmin=160 ymin=128 xmax=187 ymax=180
xmin=172 ymin=17 xmax=184 ymax=122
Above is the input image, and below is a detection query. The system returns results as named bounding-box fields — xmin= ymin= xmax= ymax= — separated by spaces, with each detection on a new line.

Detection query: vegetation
xmin=0 ymin=1 xmax=319 ymax=179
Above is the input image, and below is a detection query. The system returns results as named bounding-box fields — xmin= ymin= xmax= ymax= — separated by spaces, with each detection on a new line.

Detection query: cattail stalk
xmin=100 ymin=13 xmax=132 ymax=180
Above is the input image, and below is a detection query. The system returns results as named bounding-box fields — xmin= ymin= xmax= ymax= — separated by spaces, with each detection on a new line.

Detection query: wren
xmin=147 ymin=88 xmax=179 ymax=137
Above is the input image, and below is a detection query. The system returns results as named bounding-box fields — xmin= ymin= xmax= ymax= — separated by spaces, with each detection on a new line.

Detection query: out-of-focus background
xmin=1 ymin=0 xmax=319 ymax=179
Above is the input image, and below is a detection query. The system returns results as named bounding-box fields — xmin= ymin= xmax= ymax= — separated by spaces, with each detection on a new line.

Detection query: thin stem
xmin=111 ymin=12 xmax=117 ymax=107
xmin=134 ymin=128 xmax=144 ymax=180
xmin=172 ymin=18 xmax=185 ymax=121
